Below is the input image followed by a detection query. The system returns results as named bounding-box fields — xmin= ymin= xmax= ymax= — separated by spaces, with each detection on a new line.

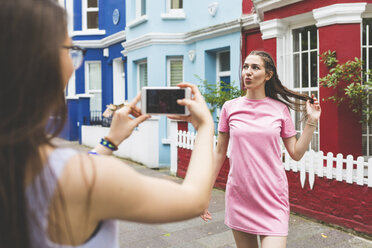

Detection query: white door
xmin=113 ymin=58 xmax=125 ymax=104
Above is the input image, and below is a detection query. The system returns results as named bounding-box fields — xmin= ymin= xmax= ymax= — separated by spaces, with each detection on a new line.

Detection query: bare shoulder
xmin=57 ymin=153 xmax=139 ymax=205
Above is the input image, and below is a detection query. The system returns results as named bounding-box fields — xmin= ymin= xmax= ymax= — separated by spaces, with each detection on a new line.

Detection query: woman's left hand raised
xmin=306 ymin=94 xmax=321 ymax=122
xmin=106 ymin=92 xmax=151 ymax=146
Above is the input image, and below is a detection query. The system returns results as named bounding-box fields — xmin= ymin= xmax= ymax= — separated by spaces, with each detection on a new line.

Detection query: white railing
xmin=175 ymin=131 xmax=372 ymax=189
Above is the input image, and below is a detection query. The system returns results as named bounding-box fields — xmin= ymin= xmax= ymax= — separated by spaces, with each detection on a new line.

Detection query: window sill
xmin=161 ymin=11 xmax=186 ymax=20
xmin=76 ymin=93 xmax=93 ymax=98
xmin=72 ymin=29 xmax=106 ymax=37
xmin=127 ymin=15 xmax=148 ymax=28
xmin=161 ymin=138 xmax=171 ymax=145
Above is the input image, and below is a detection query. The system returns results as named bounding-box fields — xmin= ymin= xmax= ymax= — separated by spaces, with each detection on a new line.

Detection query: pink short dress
xmin=218 ymin=96 xmax=296 ymax=236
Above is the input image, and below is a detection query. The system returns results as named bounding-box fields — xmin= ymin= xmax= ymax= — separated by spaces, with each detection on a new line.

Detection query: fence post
xmin=309 ymin=150 xmax=315 ymax=189
xmin=300 ymin=154 xmax=306 ymax=188
xmin=326 ymin=152 xmax=333 ymax=179
xmin=284 ymin=150 xmax=290 ymax=171
xmin=336 ymin=153 xmax=343 ymax=182
xmin=179 ymin=130 xmax=182 ymax=146
xmin=190 ymin=132 xmax=195 ymax=150
xmin=356 ymin=156 xmax=364 ymax=186
xmin=346 ymin=155 xmax=354 ymax=184
xmin=170 ymin=122 xmax=178 ymax=176
xmin=368 ymin=158 xmax=372 ymax=187
xmin=316 ymin=151 xmax=324 ymax=177
xmin=182 ymin=131 xmax=187 ymax=148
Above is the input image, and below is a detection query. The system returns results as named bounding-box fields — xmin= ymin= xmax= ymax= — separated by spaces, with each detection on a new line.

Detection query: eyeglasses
xmin=63 ymin=45 xmax=87 ymax=70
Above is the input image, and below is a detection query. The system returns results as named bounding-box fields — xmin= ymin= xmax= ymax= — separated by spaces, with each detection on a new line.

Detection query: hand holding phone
xmin=167 ymin=83 xmax=214 ymax=131
xmin=105 ymin=93 xmax=151 ymax=148
xmin=141 ymin=86 xmax=191 ymax=115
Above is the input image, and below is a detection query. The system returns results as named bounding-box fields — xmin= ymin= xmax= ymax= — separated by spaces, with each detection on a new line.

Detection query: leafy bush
xmin=319 ymin=50 xmax=371 ymax=124
xmin=196 ymin=76 xmax=244 ymax=113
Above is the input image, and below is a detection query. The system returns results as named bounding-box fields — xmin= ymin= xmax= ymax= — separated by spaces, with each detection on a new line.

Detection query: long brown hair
xmin=0 ymin=0 xmax=67 ymax=247
xmin=246 ymin=50 xmax=313 ymax=111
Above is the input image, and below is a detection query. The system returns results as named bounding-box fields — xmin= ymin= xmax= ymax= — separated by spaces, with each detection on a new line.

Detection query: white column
xmin=259 ymin=18 xmax=286 ymax=79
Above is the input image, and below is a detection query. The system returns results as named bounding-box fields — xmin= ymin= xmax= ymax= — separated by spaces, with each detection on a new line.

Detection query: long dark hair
xmin=247 ymin=50 xmax=313 ymax=111
xmin=0 ymin=0 xmax=67 ymax=247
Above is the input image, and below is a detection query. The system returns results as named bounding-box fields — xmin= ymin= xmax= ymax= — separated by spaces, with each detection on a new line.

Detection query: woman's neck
xmin=245 ymin=90 xmax=266 ymax=100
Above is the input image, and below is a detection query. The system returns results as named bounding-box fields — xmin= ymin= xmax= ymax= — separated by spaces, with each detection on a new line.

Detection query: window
xmin=85 ymin=61 xmax=102 ymax=112
xmin=137 ymin=61 xmax=148 ymax=91
xmin=362 ymin=19 xmax=372 ymax=157
xmin=113 ymin=58 xmax=125 ymax=105
xmin=162 ymin=0 xmax=185 ymax=19
xmin=217 ymin=50 xmax=231 ymax=89
xmin=136 ymin=0 xmax=146 ymax=18
xmin=82 ymin=0 xmax=99 ymax=30
xmin=167 ymin=57 xmax=183 ymax=86
xmin=292 ymin=25 xmax=319 ymax=151
xmin=166 ymin=57 xmax=184 ymax=139
xmin=170 ymin=0 xmax=183 ymax=9
xmin=127 ymin=0 xmax=148 ymax=28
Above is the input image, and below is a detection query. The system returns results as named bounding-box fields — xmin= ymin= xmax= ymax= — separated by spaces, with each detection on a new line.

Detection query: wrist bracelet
xmin=100 ymin=137 xmax=118 ymax=151
xmin=306 ymin=121 xmax=317 ymax=127
xmin=88 ymin=150 xmax=99 ymax=155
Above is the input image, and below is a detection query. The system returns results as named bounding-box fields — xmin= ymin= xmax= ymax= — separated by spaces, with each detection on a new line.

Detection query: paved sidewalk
xmin=55 ymin=138 xmax=372 ymax=248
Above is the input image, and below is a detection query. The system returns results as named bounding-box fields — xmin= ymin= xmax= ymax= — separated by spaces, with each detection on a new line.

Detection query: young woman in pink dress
xmin=201 ymin=50 xmax=322 ymax=248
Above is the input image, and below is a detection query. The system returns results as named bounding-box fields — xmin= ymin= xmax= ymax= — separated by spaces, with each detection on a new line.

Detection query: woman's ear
xmin=265 ymin=71 xmax=273 ymax=81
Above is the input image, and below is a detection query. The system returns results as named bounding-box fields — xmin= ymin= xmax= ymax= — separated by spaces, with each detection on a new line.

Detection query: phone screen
xmin=146 ymin=89 xmax=185 ymax=114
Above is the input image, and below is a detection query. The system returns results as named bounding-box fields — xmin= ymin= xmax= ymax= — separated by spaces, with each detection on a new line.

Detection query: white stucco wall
xmin=81 ymin=117 xmax=161 ymax=168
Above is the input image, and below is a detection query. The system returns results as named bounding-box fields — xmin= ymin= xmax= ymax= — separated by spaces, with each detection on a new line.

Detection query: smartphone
xmin=141 ymin=86 xmax=191 ymax=115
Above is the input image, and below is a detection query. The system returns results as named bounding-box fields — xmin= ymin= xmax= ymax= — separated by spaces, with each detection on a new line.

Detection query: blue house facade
xmin=61 ymin=0 xmax=127 ymax=141
xmin=123 ymin=0 xmax=257 ymax=167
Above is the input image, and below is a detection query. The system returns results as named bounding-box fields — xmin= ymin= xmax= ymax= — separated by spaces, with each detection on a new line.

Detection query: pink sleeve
xmin=218 ymin=103 xmax=229 ymax=133
xmin=281 ymin=107 xmax=297 ymax=138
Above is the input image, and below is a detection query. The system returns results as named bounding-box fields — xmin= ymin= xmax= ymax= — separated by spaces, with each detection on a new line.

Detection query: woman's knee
xmin=260 ymin=235 xmax=287 ymax=248
xmin=232 ymin=229 xmax=259 ymax=248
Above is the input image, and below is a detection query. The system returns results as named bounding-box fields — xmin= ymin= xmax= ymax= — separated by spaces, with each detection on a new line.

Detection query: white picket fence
xmin=175 ymin=130 xmax=372 ymax=189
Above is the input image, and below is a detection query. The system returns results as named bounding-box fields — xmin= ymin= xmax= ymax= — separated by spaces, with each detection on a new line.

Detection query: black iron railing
xmin=89 ymin=111 xmax=112 ymax=127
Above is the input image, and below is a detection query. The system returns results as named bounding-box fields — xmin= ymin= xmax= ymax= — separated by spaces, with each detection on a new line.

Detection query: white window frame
xmin=216 ymin=50 xmax=231 ymax=83
xmin=113 ymin=58 xmax=126 ymax=105
xmin=67 ymin=71 xmax=76 ymax=97
xmin=167 ymin=57 xmax=184 ymax=86
xmin=215 ymin=50 xmax=231 ymax=118
xmin=361 ymin=17 xmax=372 ymax=158
xmin=137 ymin=60 xmax=148 ymax=92
xmin=279 ymin=20 xmax=320 ymax=152
xmin=82 ymin=0 xmax=99 ymax=31
xmin=64 ymin=0 xmax=74 ymax=35
xmin=136 ymin=0 xmax=146 ymax=18
xmin=165 ymin=57 xmax=184 ymax=141
xmin=85 ymin=61 xmax=102 ymax=112
xmin=161 ymin=0 xmax=185 ymax=19
xmin=127 ymin=0 xmax=148 ymax=28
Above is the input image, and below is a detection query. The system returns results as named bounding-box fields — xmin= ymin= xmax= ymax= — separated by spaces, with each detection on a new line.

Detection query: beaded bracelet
xmin=100 ymin=137 xmax=118 ymax=151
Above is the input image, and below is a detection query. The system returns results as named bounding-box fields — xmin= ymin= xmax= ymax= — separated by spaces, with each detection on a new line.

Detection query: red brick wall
xmin=287 ymin=171 xmax=372 ymax=234
xmin=318 ymin=24 xmax=362 ymax=157
xmin=177 ymin=150 xmax=372 ymax=235
xmin=177 ymin=148 xmax=230 ymax=190
xmin=176 ymin=148 xmax=191 ymax=179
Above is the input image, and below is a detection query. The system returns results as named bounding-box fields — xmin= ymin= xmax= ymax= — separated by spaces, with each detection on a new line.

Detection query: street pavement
xmin=55 ymin=138 xmax=372 ymax=248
